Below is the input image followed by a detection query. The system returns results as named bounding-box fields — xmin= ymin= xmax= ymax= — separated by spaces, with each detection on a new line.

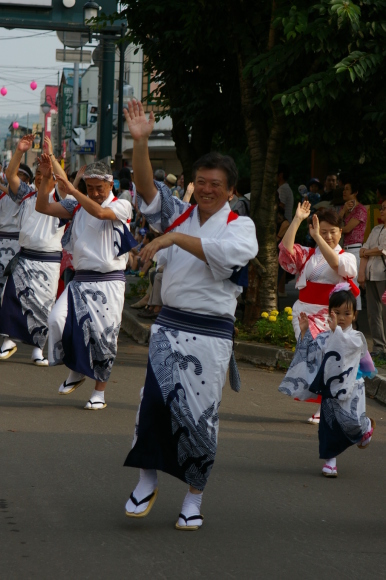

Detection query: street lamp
xmin=83 ymin=1 xmax=99 ymax=25
xmin=41 ymin=101 xmax=51 ymax=115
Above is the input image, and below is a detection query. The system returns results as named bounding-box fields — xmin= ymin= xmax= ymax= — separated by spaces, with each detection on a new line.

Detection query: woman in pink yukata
xmin=279 ymin=201 xmax=357 ymax=424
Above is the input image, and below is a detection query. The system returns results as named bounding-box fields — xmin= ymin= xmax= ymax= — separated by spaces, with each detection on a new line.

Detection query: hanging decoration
xmin=30 ymin=81 xmax=37 ymax=91
xmin=0 ymin=87 xmax=7 ymax=96
xmin=12 ymin=122 xmax=19 ymax=129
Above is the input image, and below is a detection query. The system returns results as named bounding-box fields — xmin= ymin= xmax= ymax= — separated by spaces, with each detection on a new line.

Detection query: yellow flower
xmin=270 ymin=310 xmax=279 ymax=316
xmin=268 ymin=315 xmax=277 ymax=322
xmin=287 ymin=315 xmax=293 ymax=321
xmin=292 ymin=346 xmax=296 ymax=352
xmin=284 ymin=306 xmax=292 ymax=314
xmin=261 ymin=312 xmax=269 ymax=318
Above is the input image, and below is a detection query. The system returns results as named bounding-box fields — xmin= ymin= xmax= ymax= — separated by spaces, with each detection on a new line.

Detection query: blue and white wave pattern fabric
xmin=278 ymin=325 xmax=372 ymax=458
xmin=124 ymin=307 xmax=233 ymax=491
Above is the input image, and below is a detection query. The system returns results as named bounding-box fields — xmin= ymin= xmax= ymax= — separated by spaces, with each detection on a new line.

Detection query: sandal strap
xmin=178 ymin=513 xmax=203 ymax=523
xmin=87 ymin=400 xmax=105 ymax=406
xmin=129 ymin=491 xmax=156 ymax=507
xmin=0 ymin=347 xmax=15 ymax=354
xmin=64 ymin=379 xmax=83 ymax=388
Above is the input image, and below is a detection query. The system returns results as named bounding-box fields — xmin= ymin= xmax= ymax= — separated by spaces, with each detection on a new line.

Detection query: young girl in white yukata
xmin=279 ymin=283 xmax=376 ymax=477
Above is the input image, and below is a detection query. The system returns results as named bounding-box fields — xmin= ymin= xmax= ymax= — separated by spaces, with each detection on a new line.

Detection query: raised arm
xmin=43 ymin=137 xmax=67 ymax=183
xmin=309 ymin=214 xmax=339 ymax=270
xmin=281 ymin=201 xmax=311 ymax=254
xmin=6 ymin=134 xmax=34 ymax=194
xmin=123 ymin=99 xmax=158 ymax=205
xmin=55 ymin=175 xmax=119 ymax=221
xmin=35 ymin=155 xmax=72 ymax=219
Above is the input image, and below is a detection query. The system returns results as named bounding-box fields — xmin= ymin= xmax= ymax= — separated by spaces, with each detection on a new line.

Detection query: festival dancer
xmin=0 ymin=135 xmax=67 ymax=364
xmin=279 ymin=201 xmax=357 ymax=424
xmin=279 ymin=283 xmax=375 ymax=478
xmin=35 ymin=156 xmax=135 ymax=410
xmin=0 ymin=163 xmax=33 ymax=297
xmin=122 ymin=100 xmax=258 ymax=530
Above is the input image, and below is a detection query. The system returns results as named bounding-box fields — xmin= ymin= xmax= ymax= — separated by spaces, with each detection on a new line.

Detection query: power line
xmin=0 ymin=31 xmax=55 ymax=41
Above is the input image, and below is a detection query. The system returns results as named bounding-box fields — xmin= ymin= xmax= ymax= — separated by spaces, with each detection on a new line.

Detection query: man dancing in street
xmin=0 ymin=135 xmax=67 ymax=365
xmin=123 ymin=100 xmax=258 ymax=530
xmin=36 ymin=156 xmax=135 ymax=410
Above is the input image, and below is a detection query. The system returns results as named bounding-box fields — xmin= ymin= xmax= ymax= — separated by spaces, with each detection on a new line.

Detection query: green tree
xmin=102 ymin=0 xmax=386 ymax=323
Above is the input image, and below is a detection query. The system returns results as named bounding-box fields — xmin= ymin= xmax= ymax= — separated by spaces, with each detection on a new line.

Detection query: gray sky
xmin=0 ymin=28 xmax=93 ymax=117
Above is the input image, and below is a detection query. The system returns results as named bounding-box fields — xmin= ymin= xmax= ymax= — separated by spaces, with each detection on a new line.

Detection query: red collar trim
xmin=21 ymin=190 xmax=37 ymax=204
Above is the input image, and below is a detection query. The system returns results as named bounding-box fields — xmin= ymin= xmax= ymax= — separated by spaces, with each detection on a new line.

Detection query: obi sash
xmin=20 ymin=248 xmax=62 ymax=263
xmin=0 ymin=231 xmax=19 ymax=240
xmin=73 ymin=269 xmax=126 ymax=283
xmin=299 ymin=281 xmax=336 ymax=306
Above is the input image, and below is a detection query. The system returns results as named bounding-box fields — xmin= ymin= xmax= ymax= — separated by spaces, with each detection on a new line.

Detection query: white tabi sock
xmin=177 ymin=490 xmax=203 ymax=528
xmin=68 ymin=370 xmax=86 ymax=384
xmin=0 ymin=338 xmax=16 ymax=353
xmin=31 ymin=346 xmax=44 ymax=361
xmin=59 ymin=370 xmax=86 ymax=394
xmin=325 ymin=457 xmax=336 ymax=469
xmin=125 ymin=469 xmax=158 ymax=515
xmin=89 ymin=389 xmax=105 ymax=403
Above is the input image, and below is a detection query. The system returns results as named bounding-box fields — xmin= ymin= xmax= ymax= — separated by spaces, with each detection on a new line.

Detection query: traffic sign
xmin=76 ymin=140 xmax=96 ymax=155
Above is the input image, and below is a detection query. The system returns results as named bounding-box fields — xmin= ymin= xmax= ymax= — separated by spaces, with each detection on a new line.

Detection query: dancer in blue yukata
xmin=35 ymin=155 xmax=135 ymax=410
xmin=279 ymin=283 xmax=376 ymax=477
xmin=0 ymin=134 xmax=67 ymax=365
xmin=122 ymin=100 xmax=258 ymax=530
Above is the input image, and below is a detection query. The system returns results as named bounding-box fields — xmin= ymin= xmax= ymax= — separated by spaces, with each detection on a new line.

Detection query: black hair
xmin=277 ymin=162 xmax=290 ymax=181
xmin=70 ymin=171 xmax=78 ymax=181
xmin=120 ymin=177 xmax=132 ymax=190
xmin=315 ymin=208 xmax=343 ymax=229
xmin=145 ymin=232 xmax=155 ymax=243
xmin=118 ymin=167 xmax=132 ymax=182
xmin=77 ymin=178 xmax=87 ymax=195
xmin=192 ymin=152 xmax=238 ymax=190
xmin=377 ymin=181 xmax=386 ymax=200
xmin=325 ymin=171 xmax=337 ymax=179
xmin=329 ymin=289 xmax=357 ymax=314
xmin=342 ymin=176 xmax=361 ymax=198
xmin=19 ymin=163 xmax=33 ymax=183
xmin=277 ymin=206 xmax=286 ymax=217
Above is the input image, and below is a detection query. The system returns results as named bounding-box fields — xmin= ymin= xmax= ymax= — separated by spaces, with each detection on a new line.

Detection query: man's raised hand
xmin=17 ymin=134 xmax=34 ymax=153
xmin=37 ymin=154 xmax=53 ymax=179
xmin=123 ymin=99 xmax=155 ymax=141
xmin=44 ymin=136 xmax=54 ymax=155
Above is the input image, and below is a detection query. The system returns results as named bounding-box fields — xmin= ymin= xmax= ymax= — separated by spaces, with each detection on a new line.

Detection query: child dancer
xmin=279 ymin=283 xmax=376 ymax=477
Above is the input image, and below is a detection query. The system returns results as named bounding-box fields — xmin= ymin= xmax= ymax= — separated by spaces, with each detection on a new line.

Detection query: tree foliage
xmin=102 ymin=0 xmax=386 ymax=321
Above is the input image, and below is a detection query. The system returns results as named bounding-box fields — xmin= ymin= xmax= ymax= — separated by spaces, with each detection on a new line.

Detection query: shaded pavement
xmin=1 ymin=337 xmax=386 ymax=579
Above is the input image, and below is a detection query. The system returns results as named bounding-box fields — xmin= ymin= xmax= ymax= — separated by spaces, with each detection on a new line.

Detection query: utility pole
xmin=70 ymin=62 xmax=79 ymax=172
xmin=97 ymin=35 xmax=115 ymax=162
xmin=115 ymin=23 xmax=127 ymax=172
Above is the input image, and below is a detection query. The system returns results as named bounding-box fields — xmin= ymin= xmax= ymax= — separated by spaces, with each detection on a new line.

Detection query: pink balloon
xmin=30 ymin=81 xmax=37 ymax=91
xmin=12 ymin=122 xmax=19 ymax=129
xmin=0 ymin=87 xmax=7 ymax=96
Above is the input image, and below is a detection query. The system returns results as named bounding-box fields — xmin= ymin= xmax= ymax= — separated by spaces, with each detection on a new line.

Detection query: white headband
xmin=83 ymin=173 xmax=114 ymax=182
xmin=18 ymin=168 xmax=30 ymax=179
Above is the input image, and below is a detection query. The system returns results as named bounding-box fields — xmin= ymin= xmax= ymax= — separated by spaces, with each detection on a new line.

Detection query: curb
xmin=365 ymin=374 xmax=386 ymax=406
xmin=234 ymin=340 xmax=293 ymax=370
xmin=121 ymin=305 xmax=150 ymax=345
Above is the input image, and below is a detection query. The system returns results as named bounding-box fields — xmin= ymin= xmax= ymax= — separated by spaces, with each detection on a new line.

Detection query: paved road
xmin=1 ymin=336 xmax=385 ymax=579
